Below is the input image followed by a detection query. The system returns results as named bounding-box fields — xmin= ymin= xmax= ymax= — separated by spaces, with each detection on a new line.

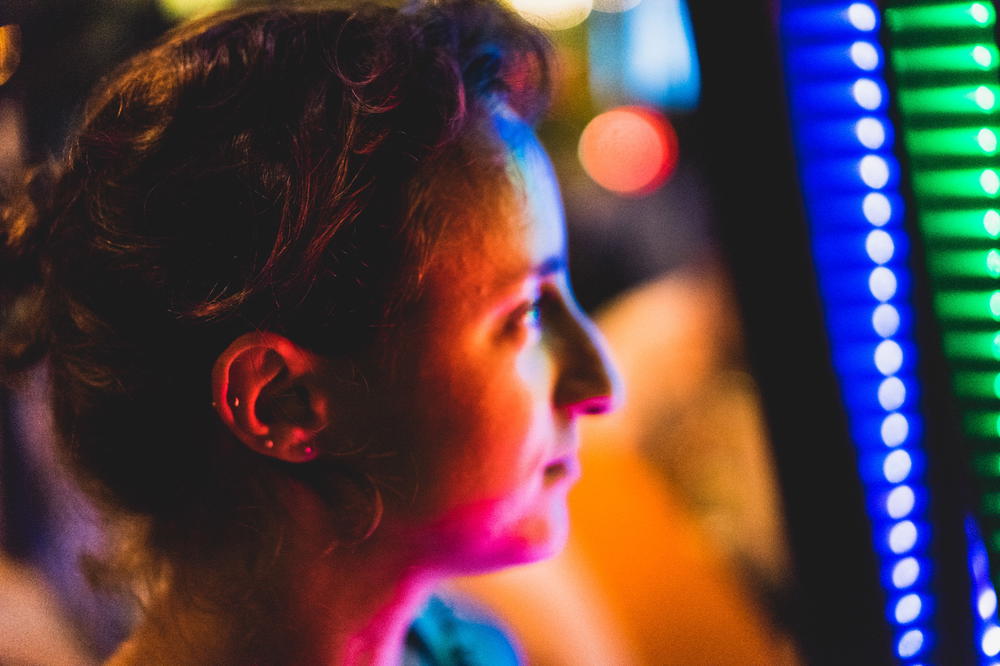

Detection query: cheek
xmin=414 ymin=350 xmax=551 ymax=512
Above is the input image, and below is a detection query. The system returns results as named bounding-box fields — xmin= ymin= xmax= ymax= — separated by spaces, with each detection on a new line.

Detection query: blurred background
xmin=7 ymin=0 xmax=1000 ymax=664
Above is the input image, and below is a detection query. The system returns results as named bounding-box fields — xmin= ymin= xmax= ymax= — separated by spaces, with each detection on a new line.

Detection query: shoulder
xmin=405 ymin=594 xmax=522 ymax=666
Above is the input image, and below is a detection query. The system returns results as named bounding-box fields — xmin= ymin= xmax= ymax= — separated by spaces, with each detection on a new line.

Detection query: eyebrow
xmin=491 ymin=255 xmax=566 ymax=295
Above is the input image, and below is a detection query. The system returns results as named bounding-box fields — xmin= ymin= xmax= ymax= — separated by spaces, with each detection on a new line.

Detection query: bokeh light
xmin=881 ymin=412 xmax=909 ymax=447
xmin=593 ymin=0 xmax=643 ymax=12
xmin=893 ymin=557 xmax=920 ymax=589
xmin=863 ymin=192 xmax=892 ymax=225
xmin=505 ymin=0 xmax=594 ymax=31
xmin=158 ymin=0 xmax=235 ymax=20
xmin=878 ymin=376 xmax=906 ymax=411
xmin=853 ymin=78 xmax=883 ymax=110
xmin=850 ymin=41 xmax=880 ymax=71
xmin=873 ymin=303 xmax=901 ymax=338
xmin=848 ymin=3 xmax=878 ymax=32
xmin=895 ymin=593 xmax=922 ymax=624
xmin=884 ymin=452 xmax=913 ymax=485
xmin=0 ymin=25 xmax=21 ymax=87
xmin=986 ymin=210 xmax=1000 ymax=236
xmin=866 ymin=229 xmax=894 ymax=263
xmin=869 ymin=266 xmax=898 ymax=302
xmin=856 ymin=117 xmax=886 ymax=149
xmin=887 ymin=485 xmax=915 ymax=519
xmin=982 ymin=589 xmax=999 ymax=620
xmin=898 ymin=629 xmax=924 ymax=658
xmin=860 ymin=154 xmax=890 ymax=188
xmin=579 ymin=106 xmax=679 ymax=196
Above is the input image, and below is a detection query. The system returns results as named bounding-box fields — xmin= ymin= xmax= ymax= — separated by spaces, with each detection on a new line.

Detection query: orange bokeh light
xmin=578 ymin=106 xmax=678 ymax=197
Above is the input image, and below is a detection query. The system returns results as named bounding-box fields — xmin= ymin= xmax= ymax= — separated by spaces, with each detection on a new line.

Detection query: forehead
xmin=419 ymin=117 xmax=566 ymax=306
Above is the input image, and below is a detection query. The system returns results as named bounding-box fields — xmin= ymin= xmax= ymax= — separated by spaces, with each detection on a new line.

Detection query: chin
xmin=468 ymin=500 xmax=572 ymax=573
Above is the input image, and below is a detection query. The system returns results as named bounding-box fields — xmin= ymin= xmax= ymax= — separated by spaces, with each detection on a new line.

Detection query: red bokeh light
xmin=578 ymin=106 xmax=679 ymax=197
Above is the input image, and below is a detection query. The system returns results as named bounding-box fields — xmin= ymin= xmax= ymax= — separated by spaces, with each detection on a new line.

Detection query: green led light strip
xmin=885 ymin=2 xmax=1000 ymax=574
xmin=887 ymin=2 xmax=996 ymax=32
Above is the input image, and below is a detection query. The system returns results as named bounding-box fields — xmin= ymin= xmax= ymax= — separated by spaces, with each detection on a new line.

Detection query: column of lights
xmin=781 ymin=2 xmax=935 ymax=661
xmin=883 ymin=2 xmax=1000 ymax=661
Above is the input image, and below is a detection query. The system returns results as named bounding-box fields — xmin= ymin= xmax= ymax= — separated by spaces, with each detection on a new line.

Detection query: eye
xmin=506 ymin=293 xmax=546 ymax=342
xmin=523 ymin=297 xmax=543 ymax=329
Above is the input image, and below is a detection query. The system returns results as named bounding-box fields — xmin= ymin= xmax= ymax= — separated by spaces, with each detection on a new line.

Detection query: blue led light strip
xmin=968 ymin=515 xmax=1000 ymax=662
xmin=780 ymin=2 xmax=934 ymax=661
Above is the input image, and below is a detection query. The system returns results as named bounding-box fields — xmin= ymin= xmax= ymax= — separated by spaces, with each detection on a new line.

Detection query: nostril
xmin=575 ymin=395 xmax=613 ymax=416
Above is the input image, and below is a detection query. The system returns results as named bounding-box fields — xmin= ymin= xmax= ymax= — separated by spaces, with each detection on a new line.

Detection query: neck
xmin=282 ymin=538 xmax=436 ymax=666
xmin=110 ymin=484 xmax=439 ymax=666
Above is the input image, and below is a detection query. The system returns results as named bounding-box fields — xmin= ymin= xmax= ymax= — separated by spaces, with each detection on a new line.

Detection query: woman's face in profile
xmin=380 ymin=122 xmax=619 ymax=573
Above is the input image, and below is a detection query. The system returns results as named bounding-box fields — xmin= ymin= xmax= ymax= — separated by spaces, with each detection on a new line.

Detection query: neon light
xmin=873 ymin=304 xmax=902 ymax=337
xmin=887 ymin=3 xmax=996 ymax=31
xmin=587 ymin=0 xmax=701 ymax=110
xmin=883 ymin=413 xmax=910 ymax=446
xmin=894 ymin=557 xmax=921 ymax=588
xmin=849 ymin=3 xmax=879 ymax=30
xmin=885 ymin=3 xmax=1000 ymax=659
xmin=888 ymin=485 xmax=916 ymax=518
xmin=784 ymin=3 xmax=939 ymax=659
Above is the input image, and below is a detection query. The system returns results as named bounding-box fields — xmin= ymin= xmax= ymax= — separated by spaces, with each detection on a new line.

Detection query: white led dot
xmin=875 ymin=339 xmax=904 ymax=375
xmin=860 ymin=155 xmax=890 ymax=189
xmin=986 ymin=210 xmax=1000 ymax=237
xmin=983 ymin=169 xmax=1000 ymax=195
xmin=879 ymin=377 xmax=906 ymax=410
xmin=884 ymin=451 xmax=913 ymax=485
xmin=893 ymin=557 xmax=920 ymax=588
xmin=850 ymin=41 xmax=879 ymax=70
xmin=863 ymin=192 xmax=892 ymax=226
xmin=853 ymin=78 xmax=882 ymax=110
xmin=981 ymin=128 xmax=999 ymax=152
xmin=985 ymin=625 xmax=1000 ymax=657
xmin=866 ymin=229 xmax=895 ymax=264
xmin=975 ymin=45 xmax=995 ymax=67
xmin=898 ymin=629 xmax=924 ymax=658
xmin=989 ymin=250 xmax=1000 ymax=276
xmin=873 ymin=303 xmax=901 ymax=337
xmin=895 ymin=593 xmax=922 ymax=624
xmin=981 ymin=589 xmax=999 ymax=620
xmin=973 ymin=3 xmax=991 ymax=24
xmin=978 ymin=86 xmax=997 ymax=110
xmin=882 ymin=412 xmax=909 ymax=447
xmin=848 ymin=3 xmax=877 ymax=31
xmin=856 ymin=117 xmax=886 ymax=149
xmin=870 ymin=267 xmax=898 ymax=302
xmin=887 ymin=485 xmax=915 ymax=519
xmin=889 ymin=519 xmax=918 ymax=553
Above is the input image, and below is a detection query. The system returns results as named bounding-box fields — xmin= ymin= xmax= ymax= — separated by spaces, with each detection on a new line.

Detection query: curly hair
xmin=0 ymin=0 xmax=550 ymax=611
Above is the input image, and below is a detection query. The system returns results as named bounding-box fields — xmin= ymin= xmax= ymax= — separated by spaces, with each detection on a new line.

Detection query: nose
xmin=553 ymin=308 xmax=621 ymax=417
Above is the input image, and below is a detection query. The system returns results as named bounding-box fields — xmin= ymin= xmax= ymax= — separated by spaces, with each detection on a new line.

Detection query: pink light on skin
xmin=374 ymin=108 xmax=620 ymax=576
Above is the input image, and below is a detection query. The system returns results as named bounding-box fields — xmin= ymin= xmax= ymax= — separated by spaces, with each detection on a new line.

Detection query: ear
xmin=211 ymin=331 xmax=329 ymax=463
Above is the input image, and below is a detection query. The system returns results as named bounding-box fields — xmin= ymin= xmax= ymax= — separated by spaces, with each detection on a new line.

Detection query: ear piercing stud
xmin=232 ymin=397 xmax=240 ymax=408
xmin=265 ymin=440 xmax=274 ymax=449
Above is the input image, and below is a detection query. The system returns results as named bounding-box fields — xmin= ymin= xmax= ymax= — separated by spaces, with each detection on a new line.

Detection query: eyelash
xmin=510 ymin=294 xmax=546 ymax=335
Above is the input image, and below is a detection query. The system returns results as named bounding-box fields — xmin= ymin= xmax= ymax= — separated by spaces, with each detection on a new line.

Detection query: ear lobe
xmin=212 ymin=332 xmax=329 ymax=462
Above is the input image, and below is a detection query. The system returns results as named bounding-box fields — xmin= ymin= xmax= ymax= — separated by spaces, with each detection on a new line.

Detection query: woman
xmin=0 ymin=1 xmax=618 ymax=663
